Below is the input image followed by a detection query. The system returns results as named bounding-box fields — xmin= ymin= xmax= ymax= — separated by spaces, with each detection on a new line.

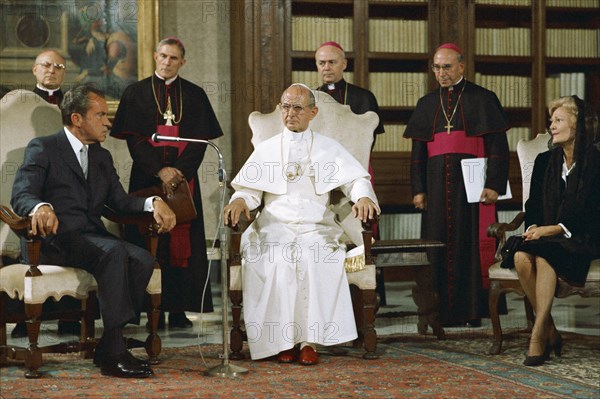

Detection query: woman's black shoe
xmin=550 ymin=333 xmax=563 ymax=357
xmin=524 ymin=342 xmax=550 ymax=367
xmin=523 ymin=354 xmax=547 ymax=367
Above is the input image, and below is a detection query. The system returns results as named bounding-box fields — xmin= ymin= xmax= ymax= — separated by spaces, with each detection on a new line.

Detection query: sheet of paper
xmin=460 ymin=157 xmax=512 ymax=203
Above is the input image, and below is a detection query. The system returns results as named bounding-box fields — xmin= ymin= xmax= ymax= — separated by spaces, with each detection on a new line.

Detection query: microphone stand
xmin=152 ymin=134 xmax=248 ymax=377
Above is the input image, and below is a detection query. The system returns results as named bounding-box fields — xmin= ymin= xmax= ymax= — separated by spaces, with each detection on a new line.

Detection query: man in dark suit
xmin=11 ymin=84 xmax=176 ymax=378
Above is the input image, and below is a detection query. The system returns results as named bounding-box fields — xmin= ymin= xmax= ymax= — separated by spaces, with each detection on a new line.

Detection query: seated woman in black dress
xmin=513 ymin=95 xmax=600 ymax=367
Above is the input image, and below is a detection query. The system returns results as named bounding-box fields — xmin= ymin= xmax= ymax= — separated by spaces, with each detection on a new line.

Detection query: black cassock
xmin=33 ymin=87 xmax=63 ymax=105
xmin=404 ymin=79 xmax=510 ymax=324
xmin=111 ymin=75 xmax=223 ymax=313
xmin=317 ymin=79 xmax=385 ymax=138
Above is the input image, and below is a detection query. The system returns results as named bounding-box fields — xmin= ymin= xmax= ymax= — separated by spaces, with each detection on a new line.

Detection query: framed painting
xmin=0 ymin=0 xmax=158 ymax=113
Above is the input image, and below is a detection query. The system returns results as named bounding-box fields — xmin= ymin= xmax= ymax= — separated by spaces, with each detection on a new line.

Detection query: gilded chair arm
xmin=102 ymin=206 xmax=160 ymax=256
xmin=0 ymin=204 xmax=33 ymax=239
xmin=361 ymin=215 xmax=380 ymax=232
xmin=225 ymin=210 xmax=257 ymax=233
xmin=486 ymin=211 xmax=525 ymax=239
xmin=102 ymin=206 xmax=158 ymax=232
xmin=0 ymin=204 xmax=44 ymax=274
xmin=487 ymin=211 xmax=525 ymax=262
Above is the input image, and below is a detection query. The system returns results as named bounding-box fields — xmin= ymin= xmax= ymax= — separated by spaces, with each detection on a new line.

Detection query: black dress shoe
xmin=100 ymin=351 xmax=153 ymax=378
xmin=168 ymin=312 xmax=193 ymax=329
xmin=11 ymin=322 xmax=28 ymax=338
xmin=442 ymin=321 xmax=463 ymax=328
xmin=57 ymin=320 xmax=81 ymax=336
xmin=94 ymin=348 xmax=150 ymax=368
xmin=125 ymin=351 xmax=150 ymax=368
xmin=465 ymin=319 xmax=482 ymax=328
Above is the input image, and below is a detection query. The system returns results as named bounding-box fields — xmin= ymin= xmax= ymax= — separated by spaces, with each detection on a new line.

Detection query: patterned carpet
xmin=1 ymin=332 xmax=599 ymax=399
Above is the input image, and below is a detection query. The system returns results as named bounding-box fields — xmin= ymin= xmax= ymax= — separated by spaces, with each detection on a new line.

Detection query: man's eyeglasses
xmin=431 ymin=64 xmax=454 ymax=72
xmin=36 ymin=62 xmax=66 ymax=70
xmin=280 ymin=103 xmax=311 ymax=113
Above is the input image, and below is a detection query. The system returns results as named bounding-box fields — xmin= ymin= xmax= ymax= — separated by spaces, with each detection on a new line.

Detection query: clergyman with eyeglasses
xmin=32 ymin=50 xmax=67 ymax=105
xmin=8 ymin=49 xmax=77 ymax=340
xmin=224 ymin=84 xmax=379 ymax=366
xmin=403 ymin=43 xmax=510 ymax=328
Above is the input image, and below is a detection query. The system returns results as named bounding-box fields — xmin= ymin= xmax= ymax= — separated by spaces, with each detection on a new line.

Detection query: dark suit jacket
xmin=11 ymin=129 xmax=145 ymax=236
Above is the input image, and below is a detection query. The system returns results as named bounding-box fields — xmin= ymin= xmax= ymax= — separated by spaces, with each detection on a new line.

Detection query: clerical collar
xmin=154 ymin=72 xmax=178 ymax=85
xmin=447 ymin=76 xmax=464 ymax=91
xmin=284 ymin=127 xmax=310 ymax=141
xmin=37 ymin=84 xmax=59 ymax=96
xmin=325 ymin=79 xmax=346 ymax=91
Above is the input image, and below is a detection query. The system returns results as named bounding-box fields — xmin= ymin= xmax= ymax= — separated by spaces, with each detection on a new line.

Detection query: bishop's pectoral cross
xmin=163 ymin=96 xmax=175 ymax=126
xmin=445 ymin=123 xmax=453 ymax=135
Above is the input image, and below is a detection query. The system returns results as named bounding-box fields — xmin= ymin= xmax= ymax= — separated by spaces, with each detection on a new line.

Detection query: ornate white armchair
xmin=486 ymin=132 xmax=600 ymax=354
xmin=228 ymin=91 xmax=380 ymax=359
xmin=0 ymin=90 xmax=162 ymax=378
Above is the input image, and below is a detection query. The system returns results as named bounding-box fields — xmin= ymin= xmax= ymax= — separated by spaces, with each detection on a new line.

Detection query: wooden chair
xmin=0 ymin=90 xmax=162 ymax=378
xmin=486 ymin=132 xmax=600 ymax=355
xmin=228 ymin=91 xmax=379 ymax=359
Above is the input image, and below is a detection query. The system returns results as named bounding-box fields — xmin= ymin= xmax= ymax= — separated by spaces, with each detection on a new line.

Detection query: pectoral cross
xmin=163 ymin=97 xmax=175 ymax=126
xmin=445 ymin=123 xmax=453 ymax=135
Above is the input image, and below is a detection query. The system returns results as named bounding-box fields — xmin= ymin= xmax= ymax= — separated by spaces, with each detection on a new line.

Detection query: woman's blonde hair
xmin=549 ymin=96 xmax=578 ymax=128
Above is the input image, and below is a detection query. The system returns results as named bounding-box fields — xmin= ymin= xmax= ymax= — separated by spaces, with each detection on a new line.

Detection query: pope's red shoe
xmin=277 ymin=347 xmax=298 ymax=363
xmin=298 ymin=346 xmax=319 ymax=366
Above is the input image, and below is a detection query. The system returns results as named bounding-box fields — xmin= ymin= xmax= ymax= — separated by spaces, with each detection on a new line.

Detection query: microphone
xmin=152 ymin=133 xmax=226 ymax=185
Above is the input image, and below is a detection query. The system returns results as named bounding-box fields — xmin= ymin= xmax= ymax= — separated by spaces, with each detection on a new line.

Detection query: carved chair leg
xmin=413 ymin=264 xmax=445 ymax=339
xmin=23 ymin=303 xmax=43 ymax=378
xmin=488 ymin=281 xmax=503 ymax=355
xmin=229 ymin=289 xmax=244 ymax=360
xmin=145 ymin=292 xmax=162 ymax=365
xmin=361 ymin=288 xmax=378 ymax=359
xmin=81 ymin=292 xmax=96 ymax=359
xmin=350 ymin=285 xmax=364 ymax=348
xmin=0 ymin=293 xmax=6 ymax=366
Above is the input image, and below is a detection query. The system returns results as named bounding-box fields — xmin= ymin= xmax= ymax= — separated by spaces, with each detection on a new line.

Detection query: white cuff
xmin=558 ymin=223 xmax=572 ymax=238
xmin=145 ymin=196 xmax=161 ymax=212
xmin=230 ymin=191 xmax=261 ymax=211
xmin=29 ymin=202 xmax=53 ymax=216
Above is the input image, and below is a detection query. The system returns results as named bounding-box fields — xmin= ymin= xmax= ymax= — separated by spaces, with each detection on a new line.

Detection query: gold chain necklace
xmin=439 ymin=84 xmax=465 ymax=135
xmin=282 ymin=130 xmax=314 ymax=182
xmin=151 ymin=75 xmax=183 ymax=125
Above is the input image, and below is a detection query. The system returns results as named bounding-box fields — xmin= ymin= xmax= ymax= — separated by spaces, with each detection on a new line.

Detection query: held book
xmin=460 ymin=158 xmax=512 ymax=204
xmin=132 ymin=182 xmax=197 ymax=224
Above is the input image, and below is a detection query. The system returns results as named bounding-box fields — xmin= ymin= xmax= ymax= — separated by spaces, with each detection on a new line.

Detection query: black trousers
xmin=42 ymin=231 xmax=155 ymax=332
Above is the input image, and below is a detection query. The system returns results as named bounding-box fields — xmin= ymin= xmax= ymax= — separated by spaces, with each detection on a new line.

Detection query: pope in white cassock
xmin=225 ymin=84 xmax=380 ymax=365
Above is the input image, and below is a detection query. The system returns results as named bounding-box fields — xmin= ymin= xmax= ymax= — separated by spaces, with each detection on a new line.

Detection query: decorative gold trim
xmin=107 ymin=0 xmax=159 ymax=117
xmin=345 ymin=245 xmax=367 ymax=273
xmin=345 ymin=252 xmax=366 ymax=273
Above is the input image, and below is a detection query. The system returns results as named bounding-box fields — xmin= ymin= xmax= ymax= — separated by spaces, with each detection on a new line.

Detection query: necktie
xmin=80 ymin=146 xmax=88 ymax=178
